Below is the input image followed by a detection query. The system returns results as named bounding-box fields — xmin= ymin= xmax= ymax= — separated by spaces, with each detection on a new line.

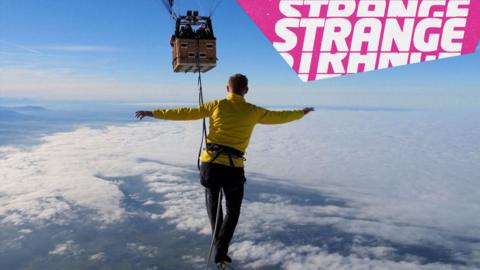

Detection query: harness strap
xmin=206 ymin=143 xmax=245 ymax=167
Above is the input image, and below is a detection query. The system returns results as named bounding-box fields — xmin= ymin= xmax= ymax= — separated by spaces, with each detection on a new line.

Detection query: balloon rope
xmin=205 ymin=189 xmax=223 ymax=270
xmin=196 ymin=38 xmax=208 ymax=170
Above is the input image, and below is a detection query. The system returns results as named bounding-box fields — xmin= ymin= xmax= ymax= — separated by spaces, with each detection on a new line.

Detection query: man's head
xmin=227 ymin=74 xmax=249 ymax=96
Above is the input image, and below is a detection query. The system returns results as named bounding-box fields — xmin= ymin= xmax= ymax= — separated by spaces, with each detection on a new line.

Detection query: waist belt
xmin=206 ymin=143 xmax=245 ymax=167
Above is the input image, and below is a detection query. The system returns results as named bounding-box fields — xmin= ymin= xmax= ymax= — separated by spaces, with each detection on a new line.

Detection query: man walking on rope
xmin=135 ymin=74 xmax=314 ymax=267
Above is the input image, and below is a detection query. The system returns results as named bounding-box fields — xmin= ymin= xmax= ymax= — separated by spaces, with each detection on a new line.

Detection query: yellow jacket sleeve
xmin=152 ymin=101 xmax=216 ymax=121
xmin=256 ymin=107 xmax=305 ymax=125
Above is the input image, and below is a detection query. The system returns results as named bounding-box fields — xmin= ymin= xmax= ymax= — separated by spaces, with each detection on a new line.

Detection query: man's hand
xmin=303 ymin=107 xmax=315 ymax=115
xmin=135 ymin=111 xmax=153 ymax=120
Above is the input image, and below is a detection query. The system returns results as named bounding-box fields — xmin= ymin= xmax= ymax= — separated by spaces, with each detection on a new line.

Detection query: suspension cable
xmin=196 ymin=38 xmax=208 ymax=170
xmin=205 ymin=188 xmax=223 ymax=270
xmin=209 ymin=0 xmax=223 ymax=17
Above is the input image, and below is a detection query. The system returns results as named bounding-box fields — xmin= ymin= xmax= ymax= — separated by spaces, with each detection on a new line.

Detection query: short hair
xmin=228 ymin=74 xmax=248 ymax=94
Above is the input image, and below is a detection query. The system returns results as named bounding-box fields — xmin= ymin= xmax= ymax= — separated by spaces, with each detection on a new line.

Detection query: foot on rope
xmin=215 ymin=254 xmax=232 ymax=264
xmin=216 ymin=261 xmax=236 ymax=270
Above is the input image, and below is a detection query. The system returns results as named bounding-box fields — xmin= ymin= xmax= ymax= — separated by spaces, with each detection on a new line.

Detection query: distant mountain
xmin=0 ymin=109 xmax=29 ymax=120
xmin=8 ymin=105 xmax=48 ymax=112
xmin=0 ymin=106 xmax=48 ymax=121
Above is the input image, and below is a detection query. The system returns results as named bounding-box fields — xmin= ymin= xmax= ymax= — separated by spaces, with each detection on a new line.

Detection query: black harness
xmin=206 ymin=143 xmax=245 ymax=167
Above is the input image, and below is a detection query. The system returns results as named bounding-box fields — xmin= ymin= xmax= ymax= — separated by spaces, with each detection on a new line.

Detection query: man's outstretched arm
xmin=257 ymin=107 xmax=314 ymax=125
xmin=136 ymin=102 xmax=217 ymax=121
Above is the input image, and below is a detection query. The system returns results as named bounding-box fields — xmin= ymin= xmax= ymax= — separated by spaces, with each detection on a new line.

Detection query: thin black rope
xmin=196 ymin=38 xmax=208 ymax=170
xmin=209 ymin=0 xmax=222 ymax=17
xmin=158 ymin=0 xmax=177 ymax=20
xmin=205 ymin=188 xmax=223 ymax=270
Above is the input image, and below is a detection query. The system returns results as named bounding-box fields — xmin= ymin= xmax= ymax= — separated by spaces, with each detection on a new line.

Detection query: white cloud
xmin=0 ymin=40 xmax=41 ymax=54
xmin=230 ymin=240 xmax=471 ymax=270
xmin=49 ymin=240 xmax=82 ymax=256
xmin=89 ymin=252 xmax=106 ymax=262
xmin=0 ymin=127 xmax=126 ymax=225
xmin=37 ymin=45 xmax=119 ymax=53
xmin=1 ymin=109 xmax=479 ymax=267
xmin=181 ymin=254 xmax=204 ymax=264
xmin=143 ymin=199 xmax=158 ymax=206
xmin=0 ymin=40 xmax=118 ymax=54
xmin=18 ymin=228 xmax=33 ymax=235
xmin=127 ymin=242 xmax=159 ymax=258
xmin=136 ymin=158 xmax=480 ymax=267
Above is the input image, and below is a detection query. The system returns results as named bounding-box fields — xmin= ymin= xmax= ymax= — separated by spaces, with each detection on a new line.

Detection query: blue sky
xmin=0 ymin=0 xmax=479 ymax=107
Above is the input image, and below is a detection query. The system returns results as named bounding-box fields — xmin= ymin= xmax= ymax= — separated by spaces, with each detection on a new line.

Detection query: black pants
xmin=200 ymin=162 xmax=246 ymax=257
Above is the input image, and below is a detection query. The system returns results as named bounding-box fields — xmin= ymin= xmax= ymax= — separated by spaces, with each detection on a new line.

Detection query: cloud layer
xmin=1 ymin=109 xmax=479 ymax=268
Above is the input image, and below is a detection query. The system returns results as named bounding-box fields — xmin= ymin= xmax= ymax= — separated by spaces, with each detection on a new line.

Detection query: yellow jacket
xmin=152 ymin=93 xmax=305 ymax=167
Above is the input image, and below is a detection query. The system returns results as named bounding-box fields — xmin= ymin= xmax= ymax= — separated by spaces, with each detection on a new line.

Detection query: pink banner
xmin=237 ymin=0 xmax=480 ymax=82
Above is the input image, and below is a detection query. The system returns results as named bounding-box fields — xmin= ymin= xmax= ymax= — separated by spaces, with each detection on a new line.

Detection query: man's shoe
xmin=223 ymin=254 xmax=232 ymax=263
xmin=214 ymin=253 xmax=232 ymax=264
xmin=216 ymin=262 xmax=227 ymax=270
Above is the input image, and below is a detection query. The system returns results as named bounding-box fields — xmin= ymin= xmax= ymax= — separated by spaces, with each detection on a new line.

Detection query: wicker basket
xmin=172 ymin=38 xmax=217 ymax=73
